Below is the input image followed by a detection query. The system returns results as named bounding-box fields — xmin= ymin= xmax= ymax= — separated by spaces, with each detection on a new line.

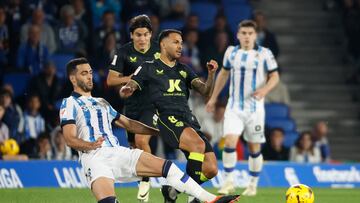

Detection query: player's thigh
xmin=135 ymin=151 xmax=165 ymax=177
xmin=157 ymin=114 xmax=185 ymax=148
xmin=91 ymin=177 xmax=115 ymax=201
xmin=244 ymin=111 xmax=266 ymax=144
xmin=223 ymin=108 xmax=245 ymax=139
xmin=111 ymin=147 xmax=143 ymax=182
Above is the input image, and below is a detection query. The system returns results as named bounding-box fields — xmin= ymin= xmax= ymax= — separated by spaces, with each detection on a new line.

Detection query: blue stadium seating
xmin=222 ymin=0 xmax=249 ymax=6
xmin=50 ymin=54 xmax=74 ymax=78
xmin=224 ymin=4 xmax=253 ymax=33
xmin=265 ymin=103 xmax=289 ymax=119
xmin=283 ymin=131 xmax=299 ymax=148
xmin=191 ymin=2 xmax=218 ymax=30
xmin=160 ymin=20 xmax=185 ymax=30
xmin=3 ymin=73 xmax=32 ymax=98
xmin=266 ymin=118 xmax=296 ymax=133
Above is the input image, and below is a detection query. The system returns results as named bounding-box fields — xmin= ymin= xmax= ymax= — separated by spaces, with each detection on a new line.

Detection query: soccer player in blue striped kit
xmin=60 ymin=58 xmax=240 ymax=203
xmin=207 ymin=20 xmax=279 ymax=196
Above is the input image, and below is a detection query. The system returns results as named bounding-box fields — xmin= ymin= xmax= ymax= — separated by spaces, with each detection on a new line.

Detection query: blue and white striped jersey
xmin=59 ymin=92 xmax=121 ymax=147
xmin=223 ymin=44 xmax=278 ymax=112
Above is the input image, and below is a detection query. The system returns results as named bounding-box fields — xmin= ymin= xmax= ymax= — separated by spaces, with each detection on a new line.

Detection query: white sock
xmin=223 ymin=147 xmax=237 ymax=182
xmin=164 ymin=162 xmax=216 ymax=202
xmin=248 ymin=152 xmax=263 ymax=187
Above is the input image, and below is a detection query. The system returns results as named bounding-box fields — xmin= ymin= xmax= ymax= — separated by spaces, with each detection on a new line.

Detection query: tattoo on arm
xmin=191 ymin=73 xmax=215 ymax=98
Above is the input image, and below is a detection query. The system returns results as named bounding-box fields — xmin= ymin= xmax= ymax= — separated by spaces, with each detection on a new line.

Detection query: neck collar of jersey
xmin=159 ymin=57 xmax=176 ymax=68
xmin=71 ymin=91 xmax=82 ymax=98
xmin=239 ymin=43 xmax=259 ymax=51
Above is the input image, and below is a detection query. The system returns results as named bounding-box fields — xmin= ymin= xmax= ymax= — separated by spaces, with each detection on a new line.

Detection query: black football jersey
xmin=108 ymin=41 xmax=160 ymax=112
xmin=132 ymin=59 xmax=199 ymax=114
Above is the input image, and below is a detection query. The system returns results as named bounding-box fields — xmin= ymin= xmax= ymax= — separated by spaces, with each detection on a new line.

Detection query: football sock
xmin=187 ymin=152 xmax=206 ymax=184
xmin=222 ymin=147 xmax=237 ymax=182
xmin=162 ymin=160 xmax=216 ymax=202
xmin=98 ymin=196 xmax=118 ymax=203
xmin=248 ymin=152 xmax=263 ymax=186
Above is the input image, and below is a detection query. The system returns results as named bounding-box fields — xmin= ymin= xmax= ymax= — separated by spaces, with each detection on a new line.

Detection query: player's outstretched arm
xmin=62 ymin=124 xmax=104 ymax=151
xmin=106 ymin=70 xmax=133 ymax=87
xmin=205 ymin=68 xmax=230 ymax=112
xmin=119 ymin=80 xmax=139 ymax=98
xmin=191 ymin=60 xmax=218 ymax=98
xmin=115 ymin=115 xmax=159 ymax=136
xmin=252 ymin=71 xmax=279 ymax=100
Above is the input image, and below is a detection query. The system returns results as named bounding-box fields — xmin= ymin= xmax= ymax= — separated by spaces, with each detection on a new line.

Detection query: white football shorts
xmin=223 ymin=107 xmax=266 ymax=143
xmin=80 ymin=146 xmax=143 ymax=188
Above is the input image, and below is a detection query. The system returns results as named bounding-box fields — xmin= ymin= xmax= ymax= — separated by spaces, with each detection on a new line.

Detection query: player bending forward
xmin=60 ymin=57 xmax=240 ymax=203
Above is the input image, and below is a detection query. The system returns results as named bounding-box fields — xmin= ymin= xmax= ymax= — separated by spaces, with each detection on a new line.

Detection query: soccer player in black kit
xmin=121 ymin=30 xmax=240 ymax=203
xmin=106 ymin=15 xmax=159 ymax=202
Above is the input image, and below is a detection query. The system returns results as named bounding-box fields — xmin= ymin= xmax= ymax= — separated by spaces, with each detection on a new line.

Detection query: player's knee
xmin=190 ymin=138 xmax=205 ymax=153
xmin=203 ymin=164 xmax=218 ymax=179
xmin=224 ymin=135 xmax=238 ymax=148
xmin=98 ymin=196 xmax=119 ymax=203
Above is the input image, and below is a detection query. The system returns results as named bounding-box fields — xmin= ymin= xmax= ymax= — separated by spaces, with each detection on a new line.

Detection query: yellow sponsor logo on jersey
xmin=154 ymin=52 xmax=161 ymax=59
xmin=129 ymin=56 xmax=137 ymax=63
xmin=156 ymin=69 xmax=164 ymax=75
xmin=167 ymin=79 xmax=181 ymax=92
xmin=179 ymin=70 xmax=187 ymax=79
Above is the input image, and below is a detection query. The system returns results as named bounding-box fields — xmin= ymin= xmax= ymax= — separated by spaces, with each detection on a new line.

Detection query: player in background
xmin=206 ymin=20 xmax=279 ymax=196
xmin=120 ymin=29 xmax=222 ymax=203
xmin=106 ymin=14 xmax=159 ymax=202
xmin=61 ymin=57 xmax=240 ymax=203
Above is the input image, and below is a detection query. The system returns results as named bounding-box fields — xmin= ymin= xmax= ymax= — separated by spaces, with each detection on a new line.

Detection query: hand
xmin=119 ymin=85 xmax=134 ymax=98
xmin=90 ymin=137 xmax=105 ymax=150
xmin=206 ymin=98 xmax=216 ymax=113
xmin=252 ymin=87 xmax=268 ymax=100
xmin=206 ymin=60 xmax=218 ymax=73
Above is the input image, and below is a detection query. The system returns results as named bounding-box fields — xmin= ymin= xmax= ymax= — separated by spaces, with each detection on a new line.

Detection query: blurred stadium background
xmin=0 ymin=0 xmax=360 ymax=202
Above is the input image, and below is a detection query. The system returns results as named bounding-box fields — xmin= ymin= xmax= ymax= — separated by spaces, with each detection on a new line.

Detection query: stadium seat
xmin=50 ymin=54 xmax=74 ymax=78
xmin=112 ymin=127 xmax=129 ymax=147
xmin=160 ymin=20 xmax=185 ymax=30
xmin=3 ymin=73 xmax=32 ymax=98
xmin=266 ymin=118 xmax=296 ymax=133
xmin=191 ymin=2 xmax=218 ymax=30
xmin=265 ymin=103 xmax=290 ymax=119
xmin=224 ymin=4 xmax=253 ymax=33
xmin=222 ymin=0 xmax=249 ymax=6
xmin=283 ymin=131 xmax=299 ymax=148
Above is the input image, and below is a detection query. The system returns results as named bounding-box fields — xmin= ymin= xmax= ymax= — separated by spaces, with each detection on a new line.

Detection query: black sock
xmin=98 ymin=196 xmax=118 ymax=203
xmin=142 ymin=177 xmax=150 ymax=182
xmin=186 ymin=152 xmax=206 ymax=184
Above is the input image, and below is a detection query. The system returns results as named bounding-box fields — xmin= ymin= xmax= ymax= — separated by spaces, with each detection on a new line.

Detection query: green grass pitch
xmin=1 ymin=188 xmax=360 ymax=203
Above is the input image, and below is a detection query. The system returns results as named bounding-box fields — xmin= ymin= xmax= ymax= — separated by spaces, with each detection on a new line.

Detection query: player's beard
xmin=77 ymin=80 xmax=93 ymax=92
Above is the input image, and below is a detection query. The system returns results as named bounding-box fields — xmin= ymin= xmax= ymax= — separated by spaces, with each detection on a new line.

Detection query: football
xmin=286 ymin=184 xmax=314 ymax=203
xmin=0 ymin=139 xmax=20 ymax=155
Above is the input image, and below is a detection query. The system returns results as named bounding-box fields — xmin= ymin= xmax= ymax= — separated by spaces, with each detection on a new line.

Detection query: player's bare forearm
xmin=106 ymin=70 xmax=131 ymax=86
xmin=116 ymin=115 xmax=159 ymax=136
xmin=263 ymin=71 xmax=280 ymax=94
xmin=210 ymin=68 xmax=230 ymax=100
xmin=62 ymin=124 xmax=103 ymax=151
xmin=191 ymin=73 xmax=215 ymax=98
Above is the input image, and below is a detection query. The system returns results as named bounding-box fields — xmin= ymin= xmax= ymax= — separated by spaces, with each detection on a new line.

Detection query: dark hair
xmin=238 ymin=19 xmax=258 ymax=31
xmin=295 ymin=131 xmax=315 ymax=153
xmin=270 ymin=127 xmax=285 ymax=136
xmin=158 ymin=29 xmax=182 ymax=44
xmin=129 ymin=14 xmax=152 ymax=33
xmin=0 ymin=88 xmax=12 ymax=98
xmin=66 ymin=57 xmax=88 ymax=78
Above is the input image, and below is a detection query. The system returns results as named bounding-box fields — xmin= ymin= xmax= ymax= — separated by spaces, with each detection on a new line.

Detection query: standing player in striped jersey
xmin=206 ymin=20 xmax=279 ymax=196
xmin=60 ymin=57 xmax=240 ymax=203
xmin=106 ymin=14 xmax=160 ymax=202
